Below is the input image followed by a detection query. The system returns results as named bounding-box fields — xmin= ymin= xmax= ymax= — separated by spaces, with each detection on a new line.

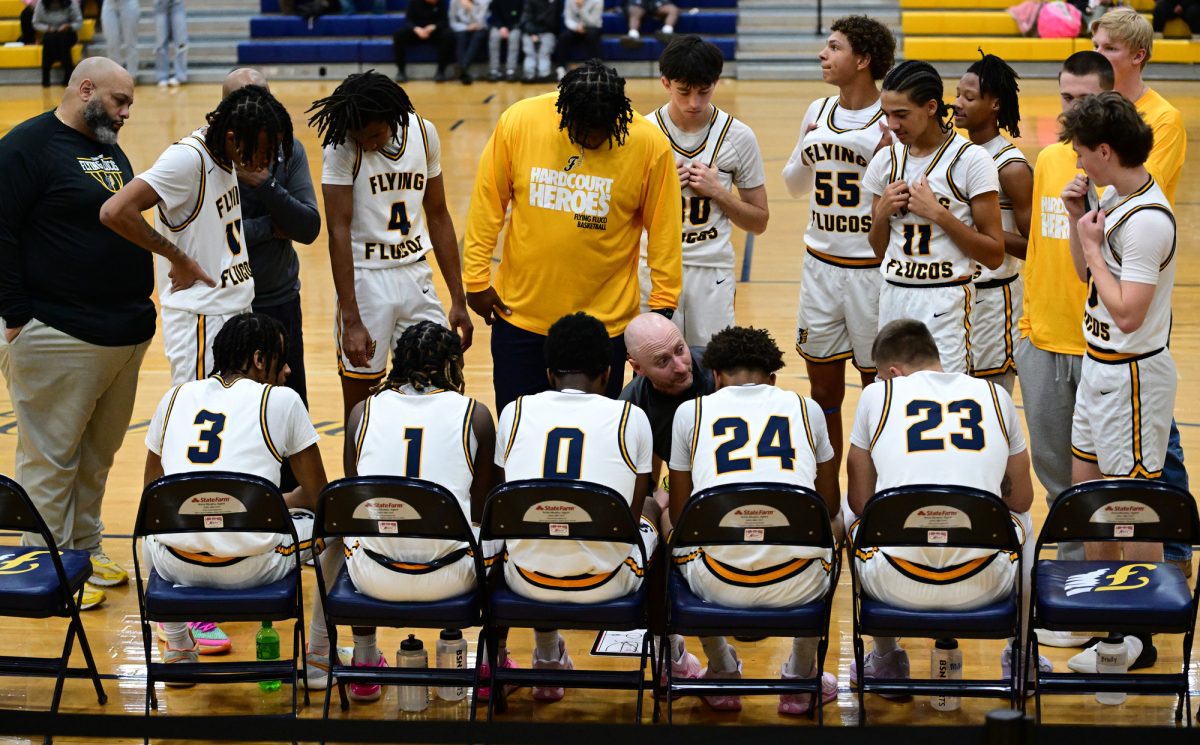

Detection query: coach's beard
xmin=83 ymin=99 xmax=120 ymax=145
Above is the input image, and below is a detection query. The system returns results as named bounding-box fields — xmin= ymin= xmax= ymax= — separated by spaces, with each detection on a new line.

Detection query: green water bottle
xmin=256 ymin=621 xmax=281 ymax=692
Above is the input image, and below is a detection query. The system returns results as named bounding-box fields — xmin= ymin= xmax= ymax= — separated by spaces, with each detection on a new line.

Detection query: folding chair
xmin=1027 ymin=478 xmax=1199 ymax=723
xmin=658 ymin=482 xmax=839 ymax=723
xmin=132 ymin=471 xmax=309 ymax=736
xmin=312 ymin=476 xmax=486 ymax=731
xmin=848 ymin=484 xmax=1023 ymax=723
xmin=0 ymin=474 xmax=106 ymax=745
xmin=479 ymin=478 xmax=655 ymax=722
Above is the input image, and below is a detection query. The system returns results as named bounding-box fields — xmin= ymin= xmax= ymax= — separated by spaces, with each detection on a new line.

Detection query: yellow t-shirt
xmin=1137 ymin=87 xmax=1186 ymax=207
xmin=463 ymin=92 xmax=682 ymax=336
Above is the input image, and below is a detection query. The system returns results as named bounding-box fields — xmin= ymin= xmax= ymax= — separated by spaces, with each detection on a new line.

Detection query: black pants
xmin=393 ymin=25 xmax=454 ymax=74
xmin=254 ymin=296 xmax=308 ymax=492
xmin=41 ymin=30 xmax=77 ymax=85
xmin=20 ymin=8 xmax=35 ymax=44
xmin=555 ymin=27 xmax=601 ymax=66
xmin=1153 ymin=0 xmax=1200 ymax=32
xmin=490 ymin=316 xmax=627 ymax=415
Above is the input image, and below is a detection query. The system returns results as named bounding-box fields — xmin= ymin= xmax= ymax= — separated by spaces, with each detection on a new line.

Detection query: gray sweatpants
xmin=102 ymin=0 xmax=141 ymax=77
xmin=522 ymin=32 xmax=554 ymax=78
xmin=488 ymin=27 xmax=521 ymax=72
xmin=0 ymin=319 xmax=148 ymax=553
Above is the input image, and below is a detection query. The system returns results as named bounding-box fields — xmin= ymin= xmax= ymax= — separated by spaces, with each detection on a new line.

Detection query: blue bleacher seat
xmin=261 ymin=0 xmax=408 ymax=11
xmin=600 ymin=10 xmax=735 ymax=34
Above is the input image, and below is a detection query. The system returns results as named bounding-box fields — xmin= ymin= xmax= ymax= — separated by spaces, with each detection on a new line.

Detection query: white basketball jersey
xmin=1084 ymin=177 xmax=1176 ymax=355
xmin=976 ymin=135 xmax=1029 ymax=283
xmin=352 ymin=386 xmax=478 ymax=561
xmin=144 ymin=131 xmax=254 ymax=314
xmin=496 ymin=389 xmax=652 ymax=577
xmin=800 ymin=96 xmax=886 ymax=264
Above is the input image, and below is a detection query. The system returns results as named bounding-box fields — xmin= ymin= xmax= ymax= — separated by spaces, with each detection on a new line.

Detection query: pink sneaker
xmin=779 ymin=670 xmax=838 ymax=715
xmin=478 ymin=656 xmax=520 ymax=700
xmin=699 ymin=658 xmax=743 ymax=712
xmin=656 ymin=648 xmax=702 ymax=699
xmin=531 ymin=640 xmax=574 ymax=702
xmin=155 ymin=621 xmax=231 ymax=655
xmin=348 ymin=653 xmax=388 ymax=703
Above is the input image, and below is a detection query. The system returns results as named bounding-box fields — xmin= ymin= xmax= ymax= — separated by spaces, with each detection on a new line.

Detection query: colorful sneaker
xmin=779 ymin=670 xmax=838 ymax=715
xmin=304 ymin=651 xmax=332 ymax=691
xmin=848 ymin=648 xmax=911 ymax=701
xmin=348 ymin=653 xmax=388 ymax=703
xmin=656 ymin=647 xmax=702 ymax=698
xmin=163 ymin=632 xmax=199 ymax=688
xmin=478 ymin=656 xmax=520 ymax=699
xmin=531 ymin=639 xmax=574 ymax=702
xmin=699 ymin=655 xmax=743 ymax=712
xmin=78 ymin=582 xmax=105 ymax=611
xmin=156 ymin=622 xmax=232 ymax=655
xmin=89 ymin=552 xmax=129 ymax=587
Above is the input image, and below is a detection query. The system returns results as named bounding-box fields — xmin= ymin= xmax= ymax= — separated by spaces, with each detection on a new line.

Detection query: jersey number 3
xmin=187 ymin=410 xmax=227 ymax=464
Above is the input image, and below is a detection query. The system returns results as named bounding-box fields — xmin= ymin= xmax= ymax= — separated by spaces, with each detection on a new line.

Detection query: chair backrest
xmin=316 ymin=476 xmax=477 ymax=547
xmin=0 ymin=474 xmax=53 ymax=540
xmin=134 ymin=471 xmax=294 ymax=539
xmin=671 ymin=482 xmax=834 ymax=551
xmin=480 ymin=479 xmax=640 ymax=545
xmin=854 ymin=484 xmax=1020 ymax=553
xmin=1038 ymin=479 xmax=1199 ymax=549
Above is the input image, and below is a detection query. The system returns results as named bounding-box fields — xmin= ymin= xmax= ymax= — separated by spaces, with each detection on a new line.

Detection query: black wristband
xmin=651 ymin=308 xmax=675 ymax=320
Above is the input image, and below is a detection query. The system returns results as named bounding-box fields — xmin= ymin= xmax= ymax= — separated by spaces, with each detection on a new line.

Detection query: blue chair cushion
xmin=668 ymin=571 xmax=826 ymax=633
xmin=325 ymin=567 xmax=480 ymax=626
xmin=1035 ymin=560 xmax=1193 ymax=631
xmin=0 ymin=548 xmax=90 ymax=615
xmin=144 ymin=568 xmax=297 ymax=619
xmin=859 ymin=595 xmax=1018 ymax=635
xmin=489 ymin=572 xmax=644 ymax=627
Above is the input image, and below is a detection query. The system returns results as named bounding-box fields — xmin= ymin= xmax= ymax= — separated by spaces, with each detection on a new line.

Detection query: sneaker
xmin=487 ymin=68 xmax=501 ymax=82
xmin=655 ymin=648 xmax=702 ymax=699
xmin=478 ymin=656 xmax=520 ymax=700
xmin=554 ymin=65 xmax=566 ymax=81
xmin=395 ymin=70 xmax=408 ymax=83
xmin=661 ymin=24 xmax=674 ymax=34
xmin=531 ymin=639 xmax=574 ymax=702
xmin=504 ymin=69 xmax=517 ymax=82
xmin=699 ymin=656 xmax=743 ymax=711
xmin=1000 ymin=646 xmax=1052 ymax=696
xmin=89 ymin=552 xmax=129 ymax=586
xmin=348 ymin=652 xmax=388 ymax=702
xmin=163 ymin=633 xmax=199 ymax=688
xmin=620 ymin=31 xmax=642 ymax=49
xmin=156 ymin=622 xmax=231 ymax=655
xmin=434 ymin=69 xmax=449 ymax=83
xmin=304 ymin=651 xmax=331 ymax=691
xmin=78 ymin=582 xmax=105 ymax=610
xmin=848 ymin=648 xmax=911 ymax=701
xmin=1035 ymin=629 xmax=1095 ymax=648
xmin=779 ymin=670 xmax=838 ymax=716
xmin=627 ymin=29 xmax=640 ymax=39
xmin=1067 ymin=636 xmax=1156 ymax=673
xmin=167 ymin=77 xmax=180 ymax=87
xmin=156 ymin=80 xmax=168 ymax=88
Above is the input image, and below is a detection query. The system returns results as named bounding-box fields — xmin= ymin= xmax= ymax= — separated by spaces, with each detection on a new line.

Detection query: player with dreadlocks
xmin=101 ymin=85 xmax=295 ymax=384
xmin=307 ymin=70 xmax=472 ymax=430
xmin=463 ymin=60 xmax=682 ymax=416
xmin=302 ymin=320 xmax=498 ymax=701
xmin=862 ymin=59 xmax=1004 ymax=374
xmin=954 ymin=51 xmax=1031 ymax=393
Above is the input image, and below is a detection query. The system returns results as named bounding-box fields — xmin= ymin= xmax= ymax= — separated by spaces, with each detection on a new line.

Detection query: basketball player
xmin=307 ymin=71 xmax=472 ymax=424
xmin=304 ymin=321 xmax=499 ymax=702
xmin=494 ymin=312 xmax=656 ymax=703
xmin=783 ymin=15 xmax=895 ymax=471
xmin=101 ymin=85 xmax=294 ymax=384
xmin=142 ymin=314 xmax=328 ymax=673
xmin=846 ymin=319 xmax=1036 ymax=691
xmin=638 ymin=35 xmax=768 ymax=346
xmin=863 ymin=61 xmax=1004 ymax=375
xmin=667 ymin=326 xmax=838 ymax=715
xmin=953 ymin=53 xmax=1031 ymax=394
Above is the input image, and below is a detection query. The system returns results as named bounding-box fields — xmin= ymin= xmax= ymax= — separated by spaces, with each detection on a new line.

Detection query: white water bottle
xmin=1095 ymin=633 xmax=1128 ymax=705
xmin=436 ymin=628 xmax=468 ymax=701
xmin=396 ymin=634 xmax=429 ymax=712
xmin=930 ymin=638 xmax=962 ymax=711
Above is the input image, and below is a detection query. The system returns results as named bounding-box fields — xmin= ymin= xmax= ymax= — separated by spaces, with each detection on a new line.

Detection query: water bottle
xmin=1095 ymin=633 xmax=1128 ymax=705
xmin=930 ymin=638 xmax=962 ymax=711
xmin=256 ymin=621 xmax=281 ymax=692
xmin=436 ymin=628 xmax=468 ymax=702
xmin=396 ymin=634 xmax=429 ymax=712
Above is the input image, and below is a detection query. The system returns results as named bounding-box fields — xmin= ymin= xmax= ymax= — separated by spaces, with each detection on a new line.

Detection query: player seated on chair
xmin=845 ymin=319 xmax=1042 ymax=694
xmin=493 ymin=311 xmax=660 ymax=704
xmin=666 ymin=326 xmax=840 ymax=716
xmin=141 ymin=313 xmax=329 ymax=677
xmin=303 ymin=321 xmax=500 ymax=703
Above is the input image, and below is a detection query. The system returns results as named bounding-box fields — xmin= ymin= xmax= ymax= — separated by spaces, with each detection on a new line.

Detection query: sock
xmin=162 ymin=622 xmax=193 ymax=650
xmin=784 ymin=637 xmax=819 ymax=677
xmin=699 ymin=636 xmax=736 ymax=673
xmin=307 ymin=617 xmax=329 ymax=657
xmin=871 ymin=636 xmax=899 ymax=655
xmin=670 ymin=634 xmax=686 ymax=664
xmin=352 ymin=632 xmax=378 ymax=664
xmin=534 ymin=630 xmax=562 ymax=662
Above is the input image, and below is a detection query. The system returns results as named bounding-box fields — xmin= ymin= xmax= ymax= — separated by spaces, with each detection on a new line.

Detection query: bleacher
xmin=899 ymin=0 xmax=1200 ymax=64
xmin=239 ymin=0 xmax=736 ymax=68
xmin=0 ymin=0 xmax=94 ymax=71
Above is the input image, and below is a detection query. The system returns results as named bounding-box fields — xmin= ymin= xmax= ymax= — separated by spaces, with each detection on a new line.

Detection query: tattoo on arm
xmin=139 ymin=220 xmax=185 ymax=263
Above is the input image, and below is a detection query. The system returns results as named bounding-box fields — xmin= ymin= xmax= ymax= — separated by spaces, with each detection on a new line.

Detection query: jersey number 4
xmin=187 ymin=410 xmax=227 ymax=464
xmin=905 ymin=399 xmax=984 ymax=452
xmin=388 ymin=202 xmax=412 ymax=234
xmin=713 ymin=416 xmax=795 ymax=474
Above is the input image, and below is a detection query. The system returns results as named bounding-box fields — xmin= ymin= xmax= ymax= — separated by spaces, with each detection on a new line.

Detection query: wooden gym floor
xmin=0 ymin=76 xmax=1198 ymax=740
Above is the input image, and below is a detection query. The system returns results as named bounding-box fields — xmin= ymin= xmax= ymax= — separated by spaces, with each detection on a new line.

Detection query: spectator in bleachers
xmin=554 ymin=0 xmax=601 ymax=80
xmin=392 ymin=0 xmax=454 ymax=83
xmin=450 ymin=0 xmax=488 ymax=84
xmin=1154 ymin=0 xmax=1200 ymax=35
xmin=153 ymin=0 xmax=187 ymax=87
xmin=19 ymin=0 xmax=36 ymax=45
xmin=339 ymin=0 xmax=387 ymax=12
xmin=100 ymin=0 xmax=139 ymax=77
xmin=33 ymin=0 xmax=83 ymax=87
xmin=486 ymin=0 xmax=521 ymax=81
xmin=518 ymin=0 xmax=556 ymax=82
xmin=624 ymin=0 xmax=676 ymax=43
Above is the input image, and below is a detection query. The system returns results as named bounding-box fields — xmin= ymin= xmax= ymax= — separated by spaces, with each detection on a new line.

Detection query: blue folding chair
xmin=658 ymin=482 xmax=839 ymax=723
xmin=132 ymin=472 xmax=309 ymax=737
xmin=1028 ymin=478 xmax=1199 ymax=723
xmin=479 ymin=479 xmax=655 ymax=722
xmin=312 ymin=476 xmax=486 ymax=731
xmin=0 ymin=474 xmax=106 ymax=744
xmin=848 ymin=485 xmax=1023 ymax=722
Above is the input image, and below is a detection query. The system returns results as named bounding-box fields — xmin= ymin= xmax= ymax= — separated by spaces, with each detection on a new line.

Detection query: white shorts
xmin=1072 ymin=348 xmax=1176 ymax=478
xmin=639 ymin=260 xmax=735 ymax=347
xmin=672 ymin=547 xmax=831 ymax=608
xmin=144 ymin=509 xmax=315 ymax=590
xmin=971 ymin=276 xmax=1023 ymax=380
xmin=796 ymin=249 xmax=883 ymax=373
xmin=337 ymin=259 xmax=447 ymax=379
xmin=504 ymin=517 xmax=658 ymax=604
xmin=161 ymin=306 xmax=250 ymax=385
xmin=878 ymin=281 xmax=974 ymax=374
xmin=344 ymin=534 xmax=504 ymax=603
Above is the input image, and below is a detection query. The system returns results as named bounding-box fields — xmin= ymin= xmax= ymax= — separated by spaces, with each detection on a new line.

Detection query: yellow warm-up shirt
xmin=1137 ymin=87 xmax=1186 ymax=206
xmin=463 ymin=92 xmax=682 ymax=337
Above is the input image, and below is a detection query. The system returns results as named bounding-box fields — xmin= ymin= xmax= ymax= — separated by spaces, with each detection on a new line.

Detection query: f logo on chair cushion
xmin=0 ymin=550 xmax=48 ymax=575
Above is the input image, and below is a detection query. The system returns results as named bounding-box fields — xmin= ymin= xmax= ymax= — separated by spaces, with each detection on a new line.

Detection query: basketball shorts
xmin=143 ymin=509 xmax=316 ymax=590
xmin=627 ymin=0 xmax=673 ymax=12
xmin=796 ymin=250 xmax=883 ymax=373
xmin=971 ymin=275 xmax=1023 ymax=383
xmin=672 ymin=546 xmax=832 ymax=608
xmin=639 ymin=259 xmax=734 ymax=347
xmin=1072 ymin=347 xmax=1176 ymax=478
xmin=504 ymin=517 xmax=658 ymax=604
xmin=878 ymin=281 xmax=974 ymax=374
xmin=161 ymin=306 xmax=251 ymax=385
xmin=345 ymin=533 xmax=504 ymax=603
xmin=336 ymin=258 xmax=447 ymax=379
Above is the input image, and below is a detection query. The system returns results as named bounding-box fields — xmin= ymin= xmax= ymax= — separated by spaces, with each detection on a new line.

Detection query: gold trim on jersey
xmin=796 ymin=347 xmax=854 ymax=365
xmin=869 ymin=380 xmax=892 ymax=450
xmin=260 ymin=385 xmax=283 ymax=463
xmin=797 ymin=393 xmax=818 ymax=459
xmin=1071 ymin=445 xmax=1099 ymax=463
xmin=945 ymin=142 xmax=975 ymax=204
xmin=503 ymin=396 xmax=523 ymax=462
xmin=689 ymin=397 xmax=703 ymax=468
xmin=354 ymin=395 xmax=372 ymax=465
xmin=1103 ymin=203 xmax=1176 ymax=270
xmin=655 ymin=106 xmax=719 ymax=159
xmin=695 ymin=551 xmax=823 ymax=587
xmin=352 ymin=144 xmax=363 ymax=181
xmin=617 ymin=401 xmax=637 ymax=474
xmin=165 ymin=546 xmax=245 ymax=567
xmin=274 ymin=536 xmax=315 ymax=557
xmin=334 ymin=308 xmax=385 ymax=380
xmin=194 ymin=315 xmax=207 ymax=380
xmin=826 ymin=98 xmax=885 ymax=135
xmin=805 ymin=246 xmax=883 ymax=269
xmin=882 ymin=551 xmax=999 ymax=585
xmin=1085 ymin=344 xmax=1164 ymax=364
xmin=415 ymin=115 xmax=430 ymax=160
xmin=211 ymin=374 xmax=239 ymax=389
xmin=986 ymin=381 xmax=1010 ymax=446
xmin=379 ymin=123 xmax=410 ymax=162
xmin=707 ymin=114 xmax=734 ymax=168
xmin=513 ymin=561 xmax=638 ymax=591
xmin=363 ymin=546 xmax=470 ymax=574
xmin=191 ymin=135 xmax=232 ymax=175
xmin=1102 ymin=176 xmax=1155 ymax=217
xmin=462 ymin=398 xmax=477 ymax=476
xmin=962 ymin=285 xmax=974 ymax=374
xmin=896 ymin=131 xmax=958 ymax=185
xmin=158 ymin=140 xmax=208 ymax=233
xmin=159 ymin=384 xmax=184 ymax=453
xmin=972 ymin=281 xmax=1016 ymax=378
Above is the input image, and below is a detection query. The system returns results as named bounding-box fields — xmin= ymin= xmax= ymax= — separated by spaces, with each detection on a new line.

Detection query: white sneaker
xmin=157 ymin=80 xmax=168 ymax=88
xmin=627 ymin=29 xmax=640 ymax=39
xmin=1067 ymin=636 xmax=1142 ymax=674
xmin=661 ymin=24 xmax=674 ymax=34
xmin=167 ymin=77 xmax=181 ymax=87
xmin=1036 ymin=629 xmax=1095 ymax=648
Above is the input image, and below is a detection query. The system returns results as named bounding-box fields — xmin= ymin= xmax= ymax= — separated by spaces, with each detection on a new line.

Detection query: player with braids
xmin=210 ymin=311 xmax=287 ymax=379
xmin=954 ymin=52 xmax=1031 ymax=393
xmin=555 ymin=60 xmax=635 ymax=149
xmin=861 ymin=59 xmax=1004 ymax=374
xmin=304 ymin=319 xmax=497 ymax=701
xmin=204 ymin=84 xmax=295 ymax=172
xmin=309 ymin=70 xmax=472 ymax=430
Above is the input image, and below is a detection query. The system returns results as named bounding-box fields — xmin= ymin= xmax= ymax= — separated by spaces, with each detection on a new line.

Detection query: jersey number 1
xmin=224 ymin=219 xmax=243 ymax=256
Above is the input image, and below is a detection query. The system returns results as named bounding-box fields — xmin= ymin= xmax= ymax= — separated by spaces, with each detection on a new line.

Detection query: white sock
xmin=785 ymin=638 xmax=819 ymax=677
xmin=534 ymin=630 xmax=561 ymax=662
xmin=307 ymin=619 xmax=329 ymax=656
xmin=699 ymin=636 xmax=736 ymax=673
xmin=670 ymin=634 xmax=686 ymax=663
xmin=872 ymin=636 xmax=899 ymax=655
xmin=162 ymin=622 xmax=192 ymax=650
xmin=662 ymin=24 xmax=674 ymax=33
xmin=352 ymin=632 xmax=378 ymax=664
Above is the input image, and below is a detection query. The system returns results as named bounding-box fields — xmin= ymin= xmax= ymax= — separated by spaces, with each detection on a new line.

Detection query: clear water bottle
xmin=930 ymin=638 xmax=962 ymax=711
xmin=396 ymin=634 xmax=429 ymax=712
xmin=256 ymin=621 xmax=281 ymax=692
xmin=1095 ymin=633 xmax=1128 ymax=705
xmin=436 ymin=628 xmax=468 ymax=701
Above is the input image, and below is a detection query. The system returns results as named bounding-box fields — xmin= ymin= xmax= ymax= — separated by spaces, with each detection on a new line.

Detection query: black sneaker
xmin=487 ymin=69 xmax=501 ymax=82
xmin=460 ymin=72 xmax=473 ymax=85
xmin=434 ymin=69 xmax=449 ymax=83
xmin=395 ymin=70 xmax=408 ymax=83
